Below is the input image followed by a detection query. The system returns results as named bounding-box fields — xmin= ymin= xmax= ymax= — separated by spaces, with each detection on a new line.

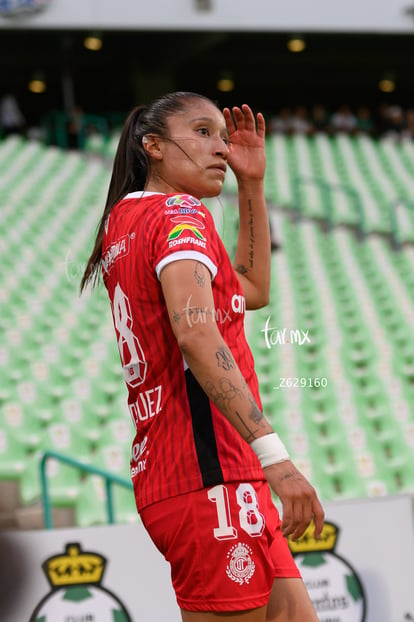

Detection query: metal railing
xmin=40 ymin=450 xmax=133 ymax=529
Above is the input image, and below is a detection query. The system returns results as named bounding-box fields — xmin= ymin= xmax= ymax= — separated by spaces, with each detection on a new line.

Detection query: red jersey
xmin=102 ymin=191 xmax=265 ymax=511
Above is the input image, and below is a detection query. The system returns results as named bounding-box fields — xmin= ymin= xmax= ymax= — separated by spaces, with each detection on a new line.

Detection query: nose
xmin=214 ymin=135 xmax=229 ymax=159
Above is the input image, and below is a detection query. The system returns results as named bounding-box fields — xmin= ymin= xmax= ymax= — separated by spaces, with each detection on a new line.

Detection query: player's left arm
xmin=223 ymin=105 xmax=271 ymax=310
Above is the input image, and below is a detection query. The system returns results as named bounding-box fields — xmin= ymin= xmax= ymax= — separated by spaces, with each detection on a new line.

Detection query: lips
xmin=208 ymin=163 xmax=227 ymax=174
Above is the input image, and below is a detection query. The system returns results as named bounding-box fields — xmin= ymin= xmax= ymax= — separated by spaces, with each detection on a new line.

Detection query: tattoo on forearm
xmin=216 ymin=346 xmax=235 ymax=371
xmin=204 ymin=374 xmax=265 ymax=442
xmin=248 ymin=394 xmax=266 ymax=427
xmin=194 ymin=262 xmax=206 ymax=287
xmin=279 ymin=469 xmax=300 ymax=482
xmin=248 ymin=199 xmax=254 ymax=269
xmin=234 ymin=411 xmax=260 ymax=442
xmin=205 ymin=377 xmax=244 ymax=412
xmin=235 ymin=264 xmax=249 ymax=275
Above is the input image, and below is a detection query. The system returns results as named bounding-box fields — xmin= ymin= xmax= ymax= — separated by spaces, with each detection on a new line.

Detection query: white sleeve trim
xmin=156 ymin=250 xmax=218 ymax=281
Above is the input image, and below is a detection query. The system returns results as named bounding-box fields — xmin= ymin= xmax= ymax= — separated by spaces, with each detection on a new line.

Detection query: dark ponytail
xmin=80 ymin=91 xmax=213 ymax=292
xmin=80 ymin=106 xmax=148 ymax=291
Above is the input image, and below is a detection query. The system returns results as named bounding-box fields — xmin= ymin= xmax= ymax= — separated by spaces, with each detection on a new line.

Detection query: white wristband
xmin=250 ymin=433 xmax=289 ymax=468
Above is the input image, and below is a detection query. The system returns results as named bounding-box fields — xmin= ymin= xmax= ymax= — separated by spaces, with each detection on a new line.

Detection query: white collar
xmin=125 ymin=191 xmax=165 ymax=198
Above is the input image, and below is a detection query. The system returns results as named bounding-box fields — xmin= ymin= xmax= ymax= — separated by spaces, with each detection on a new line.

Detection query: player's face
xmin=155 ymin=99 xmax=230 ymax=198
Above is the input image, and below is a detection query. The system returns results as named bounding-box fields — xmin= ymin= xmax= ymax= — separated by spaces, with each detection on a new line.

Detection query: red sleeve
xmin=148 ymin=193 xmax=220 ymax=280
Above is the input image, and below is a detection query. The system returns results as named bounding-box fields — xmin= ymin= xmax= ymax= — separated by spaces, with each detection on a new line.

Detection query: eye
xmin=197 ymin=127 xmax=210 ymax=136
xmin=221 ymin=135 xmax=229 ymax=145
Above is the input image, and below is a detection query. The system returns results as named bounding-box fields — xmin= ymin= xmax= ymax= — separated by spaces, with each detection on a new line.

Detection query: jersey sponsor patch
xmin=102 ymin=233 xmax=132 ymax=275
xmin=168 ymin=235 xmax=207 ymax=249
xmin=131 ymin=436 xmax=148 ymax=476
xmin=167 ymin=214 xmax=206 ymax=248
xmin=164 ymin=207 xmax=201 ymax=216
xmin=165 ymin=194 xmax=202 ymax=208
xmin=168 ymin=224 xmax=205 ymax=241
xmin=168 ymin=215 xmax=205 ymax=238
xmin=231 ymin=293 xmax=246 ymax=314
xmin=170 ymin=215 xmax=205 ymax=227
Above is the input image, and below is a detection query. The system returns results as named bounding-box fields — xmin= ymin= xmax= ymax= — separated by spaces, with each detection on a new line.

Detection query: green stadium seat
xmin=0 ymin=428 xmax=27 ymax=481
xmin=1 ymin=402 xmax=43 ymax=450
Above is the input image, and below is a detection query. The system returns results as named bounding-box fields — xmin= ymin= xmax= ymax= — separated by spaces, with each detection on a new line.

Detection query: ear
xmin=142 ymin=134 xmax=163 ymax=161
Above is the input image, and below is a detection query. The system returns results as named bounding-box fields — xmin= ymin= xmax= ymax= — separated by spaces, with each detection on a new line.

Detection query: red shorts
xmin=140 ymin=480 xmax=300 ymax=612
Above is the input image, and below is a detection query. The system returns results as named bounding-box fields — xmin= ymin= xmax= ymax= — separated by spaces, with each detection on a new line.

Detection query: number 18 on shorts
xmin=140 ymin=480 xmax=300 ymax=612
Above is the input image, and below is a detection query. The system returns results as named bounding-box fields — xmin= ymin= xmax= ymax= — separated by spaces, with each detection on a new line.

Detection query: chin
xmin=199 ymin=183 xmax=224 ymax=199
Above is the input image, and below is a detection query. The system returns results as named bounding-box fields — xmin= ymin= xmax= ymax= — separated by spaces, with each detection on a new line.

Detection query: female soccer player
xmin=81 ymin=91 xmax=324 ymax=621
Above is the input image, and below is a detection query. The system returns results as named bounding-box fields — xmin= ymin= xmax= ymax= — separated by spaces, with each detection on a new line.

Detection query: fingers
xmin=290 ymin=501 xmax=314 ymax=541
xmin=281 ymin=498 xmax=313 ymax=541
xmin=222 ymin=104 xmax=265 ymax=136
xmin=236 ymin=105 xmax=255 ymax=132
xmin=281 ymin=487 xmax=324 ymax=541
xmin=280 ymin=499 xmax=293 ymax=538
xmin=222 ymin=107 xmax=236 ymax=134
xmin=312 ymin=497 xmax=325 ymax=540
xmin=256 ymin=111 xmax=266 ymax=139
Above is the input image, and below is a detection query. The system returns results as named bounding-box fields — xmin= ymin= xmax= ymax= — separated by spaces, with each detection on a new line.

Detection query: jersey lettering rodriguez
xmin=102 ymin=192 xmax=265 ymax=510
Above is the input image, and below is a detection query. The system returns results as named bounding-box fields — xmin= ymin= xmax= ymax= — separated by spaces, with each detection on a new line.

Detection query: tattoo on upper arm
xmin=235 ymin=264 xmax=249 ymax=275
xmin=215 ymin=346 xmax=235 ymax=371
xmin=172 ymin=310 xmax=182 ymax=324
xmin=171 ymin=300 xmax=214 ymax=328
xmin=194 ymin=262 xmax=206 ymax=287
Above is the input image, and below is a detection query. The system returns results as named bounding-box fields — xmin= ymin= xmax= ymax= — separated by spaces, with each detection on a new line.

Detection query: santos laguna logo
xmin=288 ymin=522 xmax=367 ymax=622
xmin=30 ymin=543 xmax=132 ymax=621
xmin=0 ymin=0 xmax=51 ymax=16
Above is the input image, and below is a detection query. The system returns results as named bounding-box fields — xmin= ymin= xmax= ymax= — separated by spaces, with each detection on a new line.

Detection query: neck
xmin=145 ymin=176 xmax=196 ymax=197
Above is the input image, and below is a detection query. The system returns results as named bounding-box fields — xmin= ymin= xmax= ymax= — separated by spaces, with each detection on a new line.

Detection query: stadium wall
xmin=1 ymin=0 xmax=414 ymax=32
xmin=1 ymin=496 xmax=413 ymax=621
